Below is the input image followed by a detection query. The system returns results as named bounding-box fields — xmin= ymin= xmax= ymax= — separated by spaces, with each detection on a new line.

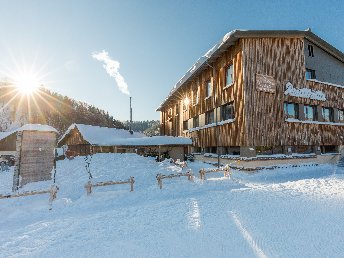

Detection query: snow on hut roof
xmin=58 ymin=124 xmax=192 ymax=146
xmin=0 ymin=124 xmax=58 ymax=141
xmin=156 ymin=29 xmax=344 ymax=111
xmin=58 ymin=124 xmax=146 ymax=146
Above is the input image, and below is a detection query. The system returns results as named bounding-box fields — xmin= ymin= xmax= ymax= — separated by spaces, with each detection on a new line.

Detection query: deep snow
xmin=1 ymin=153 xmax=344 ymax=258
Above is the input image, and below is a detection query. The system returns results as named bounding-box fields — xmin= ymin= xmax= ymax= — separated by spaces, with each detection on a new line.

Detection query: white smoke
xmin=92 ymin=50 xmax=130 ymax=95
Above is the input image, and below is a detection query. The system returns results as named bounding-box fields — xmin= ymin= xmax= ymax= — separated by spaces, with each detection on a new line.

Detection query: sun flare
xmin=14 ymin=73 xmax=41 ymax=95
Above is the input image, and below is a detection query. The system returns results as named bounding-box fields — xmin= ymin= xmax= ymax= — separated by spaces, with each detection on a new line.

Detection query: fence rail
xmin=199 ymin=167 xmax=231 ymax=180
xmin=84 ymin=177 xmax=135 ymax=195
xmin=156 ymin=170 xmax=193 ymax=189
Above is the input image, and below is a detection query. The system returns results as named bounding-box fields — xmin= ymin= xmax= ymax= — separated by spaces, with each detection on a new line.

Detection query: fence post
xmin=85 ymin=181 xmax=92 ymax=195
xmin=156 ymin=174 xmax=163 ymax=189
xmin=130 ymin=177 xmax=135 ymax=192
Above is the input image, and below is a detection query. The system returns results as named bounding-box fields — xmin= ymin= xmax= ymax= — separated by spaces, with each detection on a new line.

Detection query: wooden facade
xmin=158 ymin=30 xmax=344 ymax=156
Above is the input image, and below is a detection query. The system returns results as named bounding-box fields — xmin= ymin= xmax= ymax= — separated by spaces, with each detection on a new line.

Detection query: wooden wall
xmin=242 ymin=37 xmax=344 ymax=147
xmin=0 ymin=133 xmax=16 ymax=151
xmin=17 ymin=131 xmax=56 ymax=187
xmin=161 ymin=40 xmax=245 ymax=148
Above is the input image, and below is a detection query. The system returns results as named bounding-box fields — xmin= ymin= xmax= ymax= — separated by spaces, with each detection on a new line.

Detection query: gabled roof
xmin=156 ymin=29 xmax=344 ymax=111
xmin=58 ymin=124 xmax=146 ymax=146
xmin=58 ymin=124 xmax=192 ymax=146
xmin=0 ymin=124 xmax=58 ymax=142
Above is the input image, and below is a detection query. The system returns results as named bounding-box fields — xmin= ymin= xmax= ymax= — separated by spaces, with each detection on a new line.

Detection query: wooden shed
xmin=2 ymin=124 xmax=59 ymax=190
xmin=58 ymin=124 xmax=192 ymax=160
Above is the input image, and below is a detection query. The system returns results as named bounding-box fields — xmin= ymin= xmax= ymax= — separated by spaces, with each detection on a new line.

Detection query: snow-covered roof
xmin=0 ymin=124 xmax=58 ymax=142
xmin=58 ymin=124 xmax=192 ymax=146
xmin=58 ymin=124 xmax=146 ymax=146
xmin=156 ymin=29 xmax=344 ymax=111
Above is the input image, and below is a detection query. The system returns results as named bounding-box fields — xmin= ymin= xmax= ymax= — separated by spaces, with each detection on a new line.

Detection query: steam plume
xmin=92 ymin=50 xmax=130 ymax=95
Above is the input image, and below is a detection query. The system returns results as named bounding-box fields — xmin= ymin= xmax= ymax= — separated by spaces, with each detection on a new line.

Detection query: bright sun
xmin=14 ymin=73 xmax=41 ymax=95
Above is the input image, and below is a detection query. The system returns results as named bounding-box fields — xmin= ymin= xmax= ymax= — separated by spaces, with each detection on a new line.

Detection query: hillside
xmin=0 ymin=83 xmax=126 ymax=134
xmin=123 ymin=120 xmax=160 ymax=136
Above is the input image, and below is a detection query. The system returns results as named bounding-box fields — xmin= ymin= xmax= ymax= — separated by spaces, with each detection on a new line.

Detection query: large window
xmin=226 ymin=64 xmax=234 ymax=86
xmin=193 ymin=116 xmax=199 ymax=128
xmin=284 ymin=102 xmax=299 ymax=119
xmin=206 ymin=80 xmax=212 ymax=98
xmin=322 ymin=107 xmax=334 ymax=122
xmin=221 ymin=102 xmax=235 ymax=121
xmin=304 ymin=105 xmax=317 ymax=121
xmin=338 ymin=109 xmax=344 ymax=122
xmin=205 ymin=110 xmax=215 ymax=125
xmin=306 ymin=68 xmax=316 ymax=80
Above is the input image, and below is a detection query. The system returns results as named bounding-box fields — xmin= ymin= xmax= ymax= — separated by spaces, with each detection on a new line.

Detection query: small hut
xmin=58 ymin=124 xmax=192 ymax=160
xmin=0 ymin=124 xmax=58 ymax=190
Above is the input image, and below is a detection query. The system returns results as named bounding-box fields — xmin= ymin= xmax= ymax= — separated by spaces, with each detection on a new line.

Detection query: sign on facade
xmin=284 ymin=82 xmax=327 ymax=101
xmin=256 ymin=74 xmax=276 ymax=93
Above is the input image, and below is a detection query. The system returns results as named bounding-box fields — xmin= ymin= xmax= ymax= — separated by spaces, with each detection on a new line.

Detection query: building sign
xmin=256 ymin=74 xmax=276 ymax=93
xmin=284 ymin=82 xmax=326 ymax=101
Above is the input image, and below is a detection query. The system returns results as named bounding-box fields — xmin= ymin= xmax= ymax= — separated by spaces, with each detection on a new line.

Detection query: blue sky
xmin=0 ymin=0 xmax=343 ymax=121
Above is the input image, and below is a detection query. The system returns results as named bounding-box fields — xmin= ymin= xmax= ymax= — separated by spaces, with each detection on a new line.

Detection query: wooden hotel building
xmin=157 ymin=29 xmax=344 ymax=157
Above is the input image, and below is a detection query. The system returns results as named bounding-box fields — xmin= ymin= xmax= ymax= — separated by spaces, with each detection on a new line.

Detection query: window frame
xmin=225 ymin=64 xmax=234 ymax=88
xmin=221 ymin=102 xmax=235 ymax=121
xmin=308 ymin=44 xmax=314 ymax=57
xmin=304 ymin=104 xmax=317 ymax=121
xmin=205 ymin=80 xmax=212 ymax=99
xmin=305 ymin=68 xmax=316 ymax=80
xmin=338 ymin=109 xmax=344 ymax=122
xmin=205 ymin=109 xmax=215 ymax=125
xmin=284 ymin=102 xmax=299 ymax=119
xmin=193 ymin=116 xmax=199 ymax=128
xmin=322 ymin=107 xmax=334 ymax=122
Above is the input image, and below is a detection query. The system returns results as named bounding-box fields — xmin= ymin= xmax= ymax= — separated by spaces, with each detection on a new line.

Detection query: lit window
xmin=284 ymin=102 xmax=299 ymax=119
xmin=206 ymin=80 xmax=212 ymax=98
xmin=205 ymin=110 xmax=215 ymax=125
xmin=338 ymin=109 xmax=344 ymax=122
xmin=221 ymin=102 xmax=235 ymax=121
xmin=226 ymin=64 xmax=234 ymax=86
xmin=322 ymin=107 xmax=334 ymax=122
xmin=306 ymin=69 xmax=316 ymax=80
xmin=304 ymin=105 xmax=317 ymax=121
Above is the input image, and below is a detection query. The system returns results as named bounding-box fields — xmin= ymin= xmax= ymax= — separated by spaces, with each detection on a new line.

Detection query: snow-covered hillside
xmin=1 ymin=154 xmax=344 ymax=257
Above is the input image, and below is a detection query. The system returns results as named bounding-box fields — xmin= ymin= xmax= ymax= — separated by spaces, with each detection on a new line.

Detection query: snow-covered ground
xmin=1 ymin=153 xmax=344 ymax=258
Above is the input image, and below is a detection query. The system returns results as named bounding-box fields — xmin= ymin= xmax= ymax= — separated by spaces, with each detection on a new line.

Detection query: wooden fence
xmin=199 ymin=166 xmax=231 ymax=180
xmin=156 ymin=170 xmax=193 ymax=189
xmin=0 ymin=185 xmax=59 ymax=209
xmin=84 ymin=177 xmax=135 ymax=195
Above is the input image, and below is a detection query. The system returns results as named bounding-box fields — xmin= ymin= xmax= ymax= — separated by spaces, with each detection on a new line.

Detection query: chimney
xmin=129 ymin=97 xmax=133 ymax=134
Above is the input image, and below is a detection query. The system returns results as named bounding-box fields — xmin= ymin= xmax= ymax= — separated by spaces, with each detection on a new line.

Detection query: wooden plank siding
xmin=242 ymin=37 xmax=306 ymax=147
xmin=160 ymin=36 xmax=344 ymax=151
xmin=242 ymin=37 xmax=344 ymax=147
xmin=161 ymin=40 xmax=245 ymax=148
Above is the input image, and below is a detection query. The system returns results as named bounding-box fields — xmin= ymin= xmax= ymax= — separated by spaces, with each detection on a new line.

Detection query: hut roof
xmin=58 ymin=124 xmax=192 ymax=146
xmin=0 ymin=124 xmax=58 ymax=142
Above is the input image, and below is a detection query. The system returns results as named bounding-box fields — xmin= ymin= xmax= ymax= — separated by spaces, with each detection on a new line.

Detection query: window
xmin=308 ymin=44 xmax=314 ymax=57
xmin=206 ymin=80 xmax=212 ymax=98
xmin=284 ymin=102 xmax=299 ymax=119
xmin=193 ymin=116 xmax=199 ymax=128
xmin=183 ymin=120 xmax=188 ymax=131
xmin=225 ymin=64 xmax=234 ymax=86
xmin=338 ymin=109 xmax=344 ymax=122
xmin=322 ymin=107 xmax=334 ymax=122
xmin=221 ymin=102 xmax=235 ymax=121
xmin=304 ymin=105 xmax=317 ymax=121
xmin=193 ymin=88 xmax=199 ymax=105
xmin=306 ymin=68 xmax=316 ymax=80
xmin=205 ymin=110 xmax=215 ymax=125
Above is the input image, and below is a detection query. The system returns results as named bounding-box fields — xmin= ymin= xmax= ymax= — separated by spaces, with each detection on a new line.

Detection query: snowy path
xmin=1 ymin=154 xmax=344 ymax=257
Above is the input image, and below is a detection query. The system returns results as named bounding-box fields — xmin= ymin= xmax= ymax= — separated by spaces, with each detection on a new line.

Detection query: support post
xmin=85 ymin=181 xmax=92 ymax=195
xmin=130 ymin=177 xmax=135 ymax=192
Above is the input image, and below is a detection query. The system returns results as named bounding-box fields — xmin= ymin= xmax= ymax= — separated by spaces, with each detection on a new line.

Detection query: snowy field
xmin=1 ymin=153 xmax=344 ymax=258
